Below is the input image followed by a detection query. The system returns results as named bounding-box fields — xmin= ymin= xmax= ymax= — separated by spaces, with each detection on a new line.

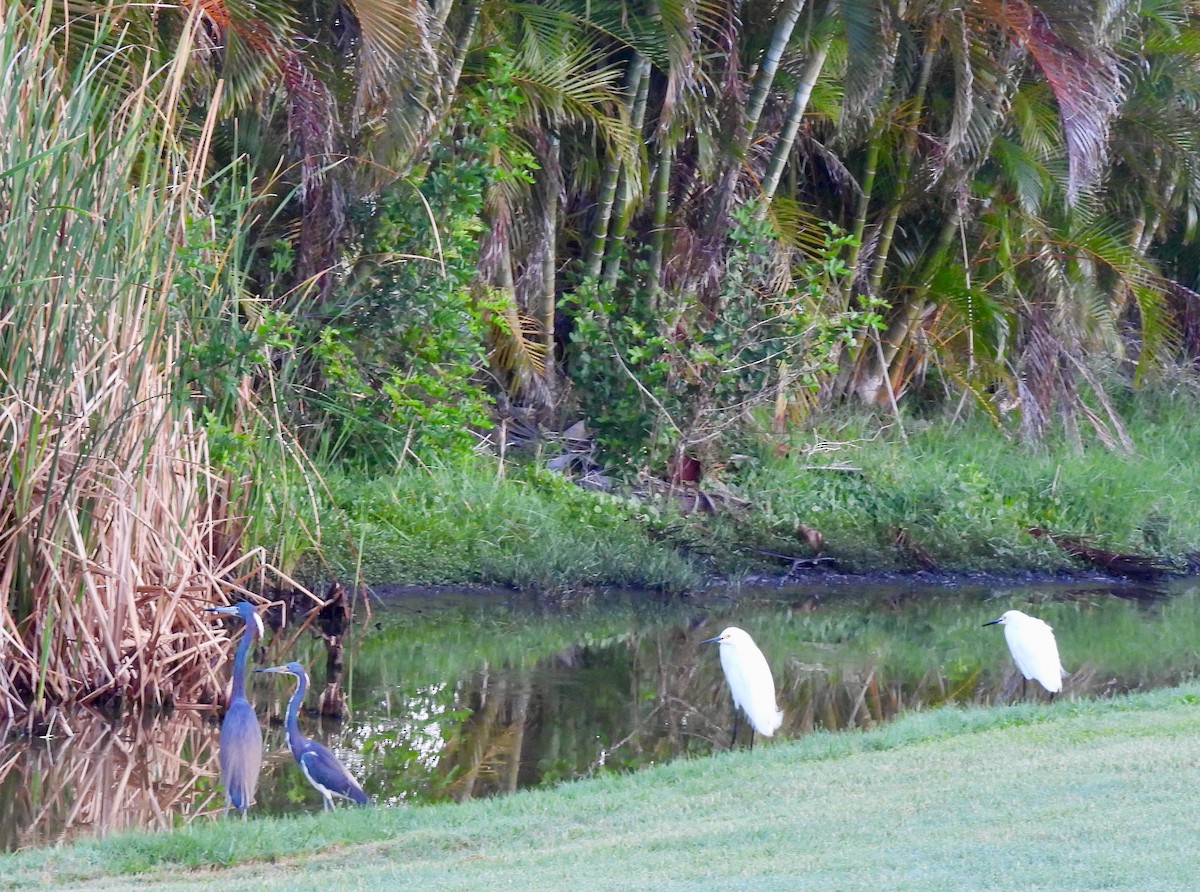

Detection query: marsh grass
xmin=287 ymin=462 xmax=699 ymax=591
xmin=278 ymin=399 xmax=1200 ymax=589
xmin=733 ymin=407 xmax=1200 ymax=571
xmin=7 ymin=683 xmax=1200 ymax=890
xmin=0 ymin=6 xmax=285 ymax=715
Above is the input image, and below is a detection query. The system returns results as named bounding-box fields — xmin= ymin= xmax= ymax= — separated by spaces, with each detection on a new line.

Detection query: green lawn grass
xmin=10 ymin=684 xmax=1200 ymax=891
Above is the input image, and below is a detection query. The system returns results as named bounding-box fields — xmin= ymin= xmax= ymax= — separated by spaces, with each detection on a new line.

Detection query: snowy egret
xmin=255 ymin=661 xmax=369 ymax=810
xmin=205 ymin=601 xmax=265 ymax=816
xmin=701 ymin=626 xmax=783 ymax=747
xmin=983 ymin=609 xmax=1066 ymax=699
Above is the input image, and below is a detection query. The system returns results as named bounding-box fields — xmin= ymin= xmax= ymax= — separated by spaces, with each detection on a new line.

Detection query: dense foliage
xmin=13 ymin=0 xmax=1183 ymax=477
xmin=174 ymin=0 xmax=1200 ymax=472
xmin=9 ymin=0 xmax=1200 ymax=711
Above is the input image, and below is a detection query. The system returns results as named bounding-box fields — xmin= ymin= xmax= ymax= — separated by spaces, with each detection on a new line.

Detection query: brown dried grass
xmin=0 ymin=5 xmax=296 ymax=716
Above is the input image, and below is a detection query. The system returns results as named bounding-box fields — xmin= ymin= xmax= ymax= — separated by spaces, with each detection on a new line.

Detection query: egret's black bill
xmin=982 ymin=618 xmax=1001 ymax=626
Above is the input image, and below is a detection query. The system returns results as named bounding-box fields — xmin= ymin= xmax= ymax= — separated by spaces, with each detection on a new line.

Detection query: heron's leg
xmin=323 ymin=795 xmax=333 ymax=811
xmin=748 ymin=728 xmax=755 ymax=752
xmin=1021 ymin=678 xmax=1027 ymax=701
xmin=1049 ymin=690 xmax=1057 ymax=703
xmin=730 ymin=712 xmax=739 ymax=748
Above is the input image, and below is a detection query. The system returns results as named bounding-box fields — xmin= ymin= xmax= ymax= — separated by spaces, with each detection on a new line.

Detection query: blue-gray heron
xmin=206 ymin=601 xmax=265 ymax=816
xmin=256 ymin=660 xmax=369 ymax=810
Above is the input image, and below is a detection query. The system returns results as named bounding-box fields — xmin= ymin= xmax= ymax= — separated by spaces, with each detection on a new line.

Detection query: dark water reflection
xmin=3 ymin=577 xmax=1200 ymax=849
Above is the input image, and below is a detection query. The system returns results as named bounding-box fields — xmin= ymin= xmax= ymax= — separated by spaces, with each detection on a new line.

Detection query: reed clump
xmin=0 ymin=6 xmax=272 ymax=716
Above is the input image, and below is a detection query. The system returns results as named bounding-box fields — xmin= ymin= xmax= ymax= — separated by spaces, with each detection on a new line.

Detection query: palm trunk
xmin=843 ymin=132 xmax=881 ymax=298
xmin=603 ymin=56 xmax=652 ymax=288
xmin=537 ymin=134 xmax=561 ymax=366
xmin=844 ymin=33 xmax=938 ymax=404
xmin=759 ymin=36 xmax=832 ymax=206
xmin=855 ymin=192 xmax=962 ymax=403
xmin=743 ymin=0 xmax=808 ymax=145
xmin=647 ymin=143 xmax=672 ymax=290
xmin=702 ymin=1 xmax=816 ymax=235
xmin=865 ymin=35 xmax=937 ymax=297
xmin=889 ymin=212 xmax=959 ymax=341
xmin=440 ymin=0 xmax=482 ymax=111
xmin=584 ymin=59 xmax=645 ymax=280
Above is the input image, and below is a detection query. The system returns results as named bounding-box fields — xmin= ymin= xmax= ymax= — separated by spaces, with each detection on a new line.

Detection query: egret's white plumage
xmin=984 ymin=609 xmax=1066 ymax=694
xmin=703 ymin=627 xmax=783 ymax=741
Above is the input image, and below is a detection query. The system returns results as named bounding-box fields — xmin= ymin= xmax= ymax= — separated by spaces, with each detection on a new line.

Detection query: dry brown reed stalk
xmin=0 ymin=7 xmax=307 ymax=717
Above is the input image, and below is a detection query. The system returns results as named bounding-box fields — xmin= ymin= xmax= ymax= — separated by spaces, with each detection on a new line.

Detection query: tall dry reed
xmin=0 ymin=3 xmax=281 ymax=716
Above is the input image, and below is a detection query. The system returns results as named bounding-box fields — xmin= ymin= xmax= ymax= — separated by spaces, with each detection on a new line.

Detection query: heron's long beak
xmin=254 ymin=665 xmax=291 ymax=675
xmin=982 ymin=618 xmax=1002 ymax=626
xmin=699 ymin=635 xmax=720 ymax=644
xmin=205 ymin=605 xmax=238 ymax=616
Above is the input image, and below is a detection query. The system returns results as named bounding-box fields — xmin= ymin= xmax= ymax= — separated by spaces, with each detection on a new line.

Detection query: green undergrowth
xmin=8 ymin=683 xmax=1200 ymax=890
xmin=735 ymin=402 xmax=1200 ymax=572
xmin=263 ymin=396 xmax=1200 ymax=590
xmin=277 ymin=461 xmax=701 ymax=591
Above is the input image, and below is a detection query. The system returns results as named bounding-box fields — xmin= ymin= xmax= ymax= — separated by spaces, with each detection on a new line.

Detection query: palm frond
xmin=342 ymin=0 xmax=437 ymax=129
xmin=983 ymin=0 xmax=1124 ymax=203
xmin=989 ymin=135 xmax=1054 ymax=215
xmin=764 ymin=195 xmax=847 ymax=258
xmin=485 ymin=291 xmax=548 ymax=401
xmin=838 ymin=0 xmax=894 ymax=121
xmin=509 ymin=36 xmax=634 ymax=159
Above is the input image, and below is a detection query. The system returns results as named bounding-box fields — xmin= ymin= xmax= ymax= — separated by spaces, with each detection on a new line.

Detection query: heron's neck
xmin=285 ymin=671 xmax=308 ymax=756
xmin=230 ymin=621 xmax=255 ymax=700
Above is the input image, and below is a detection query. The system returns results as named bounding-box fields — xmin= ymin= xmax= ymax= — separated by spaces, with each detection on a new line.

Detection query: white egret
xmin=701 ymin=627 xmax=783 ymax=747
xmin=983 ymin=609 xmax=1066 ymax=699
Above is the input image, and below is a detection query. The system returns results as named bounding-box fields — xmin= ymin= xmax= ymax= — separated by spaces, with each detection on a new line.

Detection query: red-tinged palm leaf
xmin=975 ymin=0 xmax=1123 ymax=203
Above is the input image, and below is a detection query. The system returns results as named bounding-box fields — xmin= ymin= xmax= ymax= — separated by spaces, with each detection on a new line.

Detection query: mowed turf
xmin=9 ymin=687 xmax=1200 ymax=891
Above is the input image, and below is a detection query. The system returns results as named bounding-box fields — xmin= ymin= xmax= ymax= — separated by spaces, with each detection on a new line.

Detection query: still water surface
xmin=3 ymin=577 xmax=1199 ymax=850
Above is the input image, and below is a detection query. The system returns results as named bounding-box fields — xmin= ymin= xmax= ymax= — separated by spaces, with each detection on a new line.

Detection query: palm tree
xmin=819 ymin=1 xmax=1142 ymax=426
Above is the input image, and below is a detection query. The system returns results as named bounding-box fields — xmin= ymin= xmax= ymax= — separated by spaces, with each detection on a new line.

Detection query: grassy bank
xmin=8 ymin=684 xmax=1200 ymax=890
xmin=271 ymin=402 xmax=1200 ymax=590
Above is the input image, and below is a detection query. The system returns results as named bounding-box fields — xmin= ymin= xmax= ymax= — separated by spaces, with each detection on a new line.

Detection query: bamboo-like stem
xmin=583 ymin=59 xmax=645 ymax=280
xmin=647 ymin=144 xmax=673 ymax=289
xmin=760 ymin=36 xmax=832 ymax=206
xmin=843 ymin=132 xmax=881 ymax=297
xmin=743 ymin=0 xmax=808 ymax=144
xmin=603 ymin=56 xmax=652 ymax=289
xmin=865 ymin=33 xmax=939 ymax=297
xmin=537 ymin=134 xmax=561 ymax=363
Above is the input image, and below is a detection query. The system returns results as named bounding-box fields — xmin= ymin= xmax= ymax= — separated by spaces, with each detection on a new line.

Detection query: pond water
xmin=2 ymin=576 xmax=1199 ymax=850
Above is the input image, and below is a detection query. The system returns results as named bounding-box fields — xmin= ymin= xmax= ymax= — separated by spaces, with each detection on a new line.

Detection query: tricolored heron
xmin=206 ymin=601 xmax=265 ymax=816
xmin=701 ymin=626 xmax=784 ymax=748
xmin=255 ymin=661 xmax=368 ymax=810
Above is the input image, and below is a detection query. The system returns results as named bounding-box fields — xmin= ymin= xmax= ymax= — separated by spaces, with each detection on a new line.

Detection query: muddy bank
xmin=353 ymin=564 xmax=1186 ymax=605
